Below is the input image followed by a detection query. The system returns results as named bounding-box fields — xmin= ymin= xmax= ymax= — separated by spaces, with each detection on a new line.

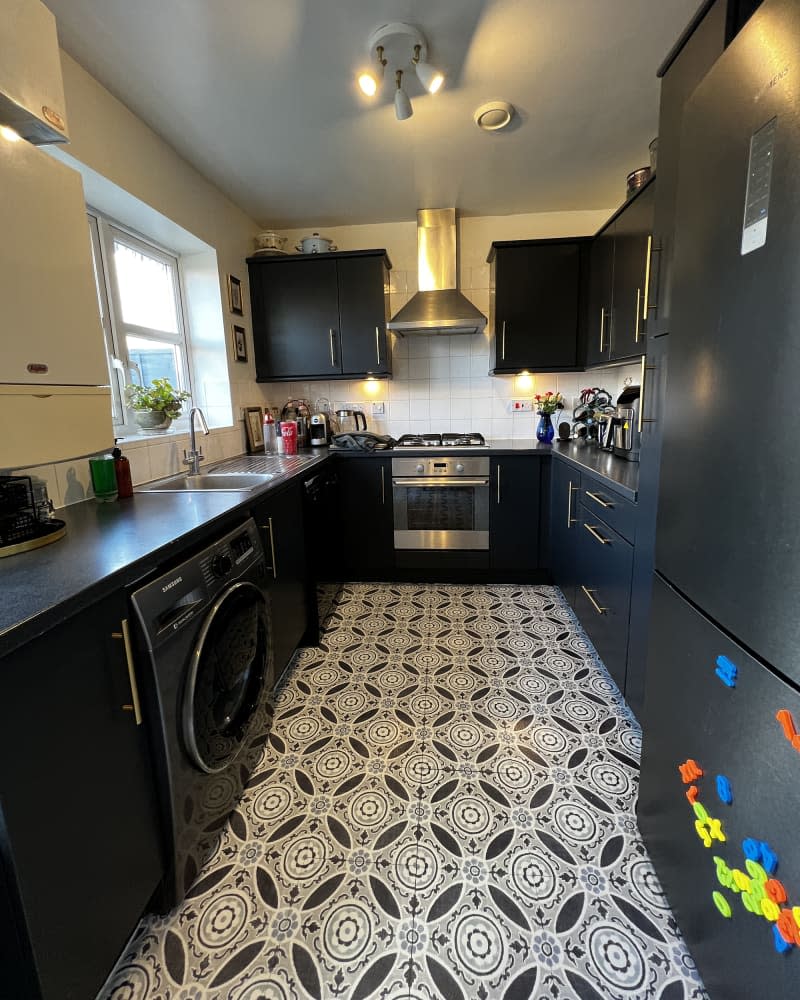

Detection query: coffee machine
xmin=309 ymin=412 xmax=332 ymax=447
xmin=612 ymin=385 xmax=641 ymax=461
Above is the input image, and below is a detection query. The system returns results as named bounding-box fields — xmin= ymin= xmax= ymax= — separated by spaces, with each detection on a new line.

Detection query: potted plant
xmin=125 ymin=378 xmax=191 ymax=433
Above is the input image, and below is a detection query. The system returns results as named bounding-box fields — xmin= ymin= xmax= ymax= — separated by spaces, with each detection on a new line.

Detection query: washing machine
xmin=131 ymin=518 xmax=273 ymax=909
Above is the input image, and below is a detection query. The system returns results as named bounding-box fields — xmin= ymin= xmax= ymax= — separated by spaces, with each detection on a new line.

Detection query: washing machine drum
xmin=183 ymin=581 xmax=271 ymax=773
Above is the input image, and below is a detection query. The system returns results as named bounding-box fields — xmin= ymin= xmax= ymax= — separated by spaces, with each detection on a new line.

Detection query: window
xmin=88 ymin=211 xmax=192 ymax=430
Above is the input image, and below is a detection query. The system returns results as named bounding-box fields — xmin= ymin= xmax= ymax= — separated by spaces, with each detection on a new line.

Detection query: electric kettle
xmin=335 ymin=408 xmax=367 ymax=434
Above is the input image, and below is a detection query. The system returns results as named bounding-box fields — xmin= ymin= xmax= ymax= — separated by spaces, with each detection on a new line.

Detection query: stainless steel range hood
xmin=388 ymin=208 xmax=487 ymax=336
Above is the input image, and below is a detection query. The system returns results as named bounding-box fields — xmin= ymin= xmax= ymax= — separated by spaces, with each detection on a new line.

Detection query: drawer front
xmin=581 ymin=475 xmax=637 ymax=543
xmin=574 ymin=503 xmax=634 ymax=691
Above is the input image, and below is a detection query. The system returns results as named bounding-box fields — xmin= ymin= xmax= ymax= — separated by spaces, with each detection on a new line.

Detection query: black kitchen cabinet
xmin=585 ymin=224 xmax=615 ymax=366
xmin=248 ymin=249 xmax=391 ymax=381
xmin=0 ymin=591 xmax=163 ymax=1000
xmin=337 ymin=457 xmax=394 ymax=577
xmin=549 ymin=458 xmax=581 ymax=606
xmin=652 ymin=0 xmax=726 ymax=336
xmin=626 ymin=335 xmax=669 ymax=718
xmin=490 ymin=456 xmax=542 ymax=572
xmin=573 ymin=500 xmax=634 ymax=692
xmin=488 ymin=239 xmax=589 ymax=373
xmin=253 ymin=481 xmax=309 ymax=679
xmin=608 ymin=181 xmax=656 ymax=361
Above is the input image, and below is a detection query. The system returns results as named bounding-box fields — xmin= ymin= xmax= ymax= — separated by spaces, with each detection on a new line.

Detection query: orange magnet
xmin=679 ymin=758 xmax=704 ymax=783
xmin=686 ymin=785 xmax=699 ymax=804
xmin=766 ymin=879 xmax=788 ymax=905
xmin=776 ymin=709 xmax=798 ymax=742
xmin=778 ymin=909 xmax=800 ymax=946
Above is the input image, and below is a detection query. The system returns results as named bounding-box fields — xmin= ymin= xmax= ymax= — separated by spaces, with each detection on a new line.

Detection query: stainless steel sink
xmin=138 ymin=473 xmax=275 ymax=493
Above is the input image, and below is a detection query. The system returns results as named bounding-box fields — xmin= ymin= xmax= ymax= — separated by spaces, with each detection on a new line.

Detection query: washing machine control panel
xmin=210 ymin=553 xmax=233 ymax=578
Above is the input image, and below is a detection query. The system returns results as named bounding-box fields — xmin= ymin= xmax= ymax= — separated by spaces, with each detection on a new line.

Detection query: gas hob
xmin=396 ymin=432 xmax=487 ymax=448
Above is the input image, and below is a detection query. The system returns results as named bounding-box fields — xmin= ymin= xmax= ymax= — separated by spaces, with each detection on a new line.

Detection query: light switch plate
xmin=372 ymin=401 xmax=385 ymax=416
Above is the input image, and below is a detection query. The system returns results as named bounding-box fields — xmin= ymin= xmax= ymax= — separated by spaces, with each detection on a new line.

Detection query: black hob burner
xmin=396 ymin=432 xmax=487 ymax=448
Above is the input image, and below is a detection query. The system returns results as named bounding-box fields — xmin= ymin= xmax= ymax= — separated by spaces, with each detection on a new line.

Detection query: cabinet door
xmin=338 ymin=458 xmax=394 ymax=576
xmin=626 ymin=335 xmax=669 ymax=718
xmin=651 ymin=2 xmax=726 ymax=336
xmin=255 ymin=483 xmax=309 ymax=679
xmin=549 ymin=459 xmax=581 ymax=606
xmin=490 ymin=457 xmax=541 ymax=571
xmin=573 ymin=504 xmax=633 ymax=692
xmin=493 ymin=243 xmax=582 ymax=371
xmin=610 ymin=183 xmax=655 ymax=361
xmin=249 ymin=258 xmax=341 ymax=379
xmin=0 ymin=592 xmax=162 ymax=1000
xmin=585 ymin=225 xmax=614 ymax=366
xmin=337 ymin=256 xmax=390 ymax=376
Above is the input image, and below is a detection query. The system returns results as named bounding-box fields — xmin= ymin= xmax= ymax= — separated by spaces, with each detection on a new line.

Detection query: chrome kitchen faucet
xmin=183 ymin=407 xmax=209 ymax=475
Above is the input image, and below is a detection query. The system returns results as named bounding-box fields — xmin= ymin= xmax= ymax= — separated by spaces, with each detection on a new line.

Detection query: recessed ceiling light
xmin=473 ymin=101 xmax=515 ymax=132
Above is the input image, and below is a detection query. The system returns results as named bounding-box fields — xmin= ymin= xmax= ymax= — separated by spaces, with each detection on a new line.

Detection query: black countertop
xmin=1 ymin=453 xmax=326 ymax=659
xmin=550 ymin=441 xmax=639 ymax=500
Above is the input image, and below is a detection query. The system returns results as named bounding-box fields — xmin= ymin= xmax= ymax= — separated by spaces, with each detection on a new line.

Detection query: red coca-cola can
xmin=281 ymin=420 xmax=298 ymax=455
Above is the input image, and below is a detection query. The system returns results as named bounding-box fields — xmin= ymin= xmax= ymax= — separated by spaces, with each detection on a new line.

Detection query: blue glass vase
xmin=536 ymin=412 xmax=555 ymax=443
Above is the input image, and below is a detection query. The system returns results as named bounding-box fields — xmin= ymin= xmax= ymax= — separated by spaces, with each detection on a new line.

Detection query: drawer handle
xmin=585 ymin=490 xmax=613 ymax=509
xmin=584 ymin=523 xmax=610 ymax=545
xmin=567 ymin=482 xmax=578 ymax=527
xmin=267 ymin=517 xmax=278 ymax=579
xmin=581 ymin=585 xmax=607 ymax=615
xmin=112 ymin=620 xmax=143 ymax=725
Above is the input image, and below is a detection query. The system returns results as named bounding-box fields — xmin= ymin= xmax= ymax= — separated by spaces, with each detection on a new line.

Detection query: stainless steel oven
xmin=392 ymin=455 xmax=490 ymax=550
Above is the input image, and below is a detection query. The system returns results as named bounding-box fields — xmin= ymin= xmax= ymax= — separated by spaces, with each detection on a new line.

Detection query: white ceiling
xmin=45 ymin=0 xmax=701 ymax=229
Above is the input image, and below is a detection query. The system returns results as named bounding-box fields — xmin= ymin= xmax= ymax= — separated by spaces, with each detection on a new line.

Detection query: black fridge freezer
xmin=638 ymin=0 xmax=800 ymax=996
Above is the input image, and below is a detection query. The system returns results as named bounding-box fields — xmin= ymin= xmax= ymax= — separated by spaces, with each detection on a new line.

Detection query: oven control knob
xmin=416 ymin=464 xmax=424 ymax=473
xmin=456 ymin=463 xmax=465 ymax=473
xmin=211 ymin=553 xmax=232 ymax=578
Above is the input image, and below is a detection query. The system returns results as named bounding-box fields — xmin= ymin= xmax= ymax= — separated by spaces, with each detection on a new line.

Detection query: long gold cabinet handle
xmin=567 ymin=482 xmax=578 ymax=527
xmin=585 ymin=490 xmax=613 ymax=509
xmin=638 ymin=356 xmax=659 ymax=433
xmin=581 ymin=586 xmax=608 ymax=615
xmin=375 ymin=327 xmax=381 ymax=366
xmin=112 ymin=619 xmax=143 ymax=725
xmin=584 ymin=523 xmax=610 ymax=546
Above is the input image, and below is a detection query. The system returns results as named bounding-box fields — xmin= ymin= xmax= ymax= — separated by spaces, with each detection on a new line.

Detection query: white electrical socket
xmin=509 ymin=399 xmax=533 ymax=412
xmin=372 ymin=401 xmax=385 ymax=416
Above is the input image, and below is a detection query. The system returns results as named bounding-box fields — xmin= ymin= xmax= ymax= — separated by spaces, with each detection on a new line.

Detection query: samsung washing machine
xmin=131 ymin=518 xmax=273 ymax=909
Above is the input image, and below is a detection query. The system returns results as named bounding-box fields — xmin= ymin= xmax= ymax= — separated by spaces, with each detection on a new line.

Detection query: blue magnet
xmin=743 ymin=838 xmax=761 ymax=861
xmin=716 ymin=775 xmax=733 ymax=805
xmin=773 ymin=923 xmax=793 ymax=954
xmin=760 ymin=842 xmax=779 ymax=875
xmin=715 ymin=655 xmax=738 ymax=688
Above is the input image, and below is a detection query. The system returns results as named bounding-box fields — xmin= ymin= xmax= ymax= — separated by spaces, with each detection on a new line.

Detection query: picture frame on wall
xmin=244 ymin=406 xmax=264 ymax=452
xmin=232 ymin=324 xmax=248 ymax=363
xmin=228 ymin=274 xmax=244 ymax=315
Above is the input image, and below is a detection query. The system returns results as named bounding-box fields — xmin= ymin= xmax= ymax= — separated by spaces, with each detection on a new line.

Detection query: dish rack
xmin=0 ymin=475 xmax=65 ymax=558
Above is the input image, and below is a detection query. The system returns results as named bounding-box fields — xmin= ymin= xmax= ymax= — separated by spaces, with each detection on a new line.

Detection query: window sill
xmin=115 ymin=422 xmax=235 ymax=446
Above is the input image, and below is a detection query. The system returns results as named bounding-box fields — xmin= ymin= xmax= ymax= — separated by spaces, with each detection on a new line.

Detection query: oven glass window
xmin=405 ymin=486 xmax=475 ymax=531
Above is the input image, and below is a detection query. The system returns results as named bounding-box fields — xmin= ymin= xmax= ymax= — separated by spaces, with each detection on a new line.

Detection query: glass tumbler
xmin=89 ymin=455 xmax=118 ymax=502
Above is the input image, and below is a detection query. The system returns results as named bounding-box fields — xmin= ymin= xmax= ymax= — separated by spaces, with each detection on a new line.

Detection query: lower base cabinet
xmin=252 ymin=482 xmax=310 ymax=680
xmin=549 ymin=457 xmax=581 ymax=605
xmin=490 ymin=456 xmax=542 ymax=572
xmin=337 ymin=457 xmax=394 ymax=577
xmin=573 ymin=501 xmax=634 ymax=693
xmin=0 ymin=592 xmax=163 ymax=1000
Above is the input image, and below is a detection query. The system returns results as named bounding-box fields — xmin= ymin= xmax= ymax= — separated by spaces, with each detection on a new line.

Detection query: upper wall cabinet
xmin=585 ymin=180 xmax=656 ymax=365
xmin=487 ymin=239 xmax=590 ymax=374
xmin=248 ymin=250 xmax=391 ymax=381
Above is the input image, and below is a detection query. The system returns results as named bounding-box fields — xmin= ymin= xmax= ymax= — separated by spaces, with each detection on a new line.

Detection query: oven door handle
xmin=392 ymin=477 xmax=490 ymax=487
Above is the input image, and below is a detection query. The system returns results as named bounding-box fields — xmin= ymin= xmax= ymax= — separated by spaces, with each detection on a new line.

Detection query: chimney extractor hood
xmin=388 ymin=208 xmax=486 ymax=336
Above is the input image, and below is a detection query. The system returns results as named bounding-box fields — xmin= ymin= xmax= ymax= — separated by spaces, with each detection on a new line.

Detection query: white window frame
xmin=87 ymin=209 xmax=193 ymax=434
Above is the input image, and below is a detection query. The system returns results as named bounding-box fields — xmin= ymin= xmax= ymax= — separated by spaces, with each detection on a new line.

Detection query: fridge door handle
xmin=638 ymin=356 xmax=659 ymax=432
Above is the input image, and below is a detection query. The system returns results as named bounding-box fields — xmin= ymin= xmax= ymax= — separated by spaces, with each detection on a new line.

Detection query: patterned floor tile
xmin=100 ymin=583 xmax=707 ymax=1000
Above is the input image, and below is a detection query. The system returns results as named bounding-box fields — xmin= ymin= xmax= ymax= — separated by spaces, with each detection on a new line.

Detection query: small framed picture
xmin=244 ymin=406 xmax=264 ymax=452
xmin=228 ymin=274 xmax=243 ymax=315
xmin=232 ymin=324 xmax=248 ymax=363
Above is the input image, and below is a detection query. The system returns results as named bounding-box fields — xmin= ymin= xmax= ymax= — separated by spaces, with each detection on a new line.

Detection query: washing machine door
xmin=183 ymin=581 xmax=271 ymax=773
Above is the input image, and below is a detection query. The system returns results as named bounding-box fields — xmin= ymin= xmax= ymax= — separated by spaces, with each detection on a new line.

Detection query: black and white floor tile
xmin=101 ymin=584 xmax=706 ymax=1000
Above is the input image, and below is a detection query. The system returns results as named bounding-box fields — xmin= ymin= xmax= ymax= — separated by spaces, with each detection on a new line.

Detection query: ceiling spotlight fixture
xmin=356 ymin=22 xmax=444 ymax=120
xmin=473 ymin=101 xmax=515 ymax=132
xmin=394 ymin=70 xmax=413 ymax=121
xmin=358 ymin=44 xmax=386 ymax=97
xmin=412 ymin=44 xmax=445 ymax=95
